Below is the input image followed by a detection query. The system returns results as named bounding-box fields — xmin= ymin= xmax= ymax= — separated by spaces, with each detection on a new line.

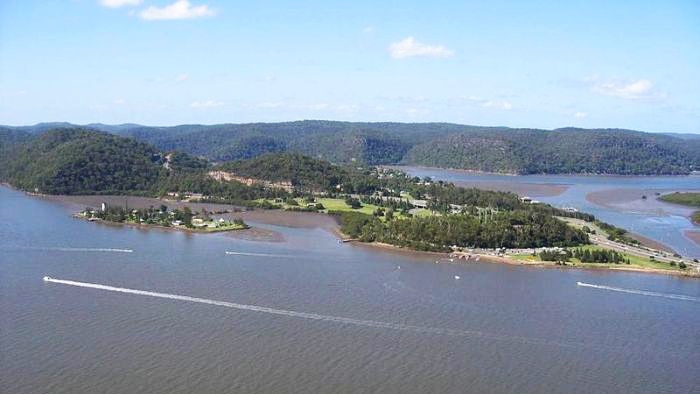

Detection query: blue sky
xmin=0 ymin=0 xmax=698 ymax=132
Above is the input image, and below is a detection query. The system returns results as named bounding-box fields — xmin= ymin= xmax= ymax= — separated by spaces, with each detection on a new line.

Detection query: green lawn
xmin=316 ymin=198 xmax=380 ymax=216
xmin=411 ymin=208 xmax=436 ymax=218
xmin=512 ymin=244 xmax=683 ymax=271
xmin=556 ymin=216 xmax=610 ymax=237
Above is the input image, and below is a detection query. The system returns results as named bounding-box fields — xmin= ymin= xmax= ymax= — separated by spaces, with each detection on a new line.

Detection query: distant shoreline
xmin=387 ymin=165 xmax=570 ymax=197
xmin=391 ymin=165 xmax=700 ymax=178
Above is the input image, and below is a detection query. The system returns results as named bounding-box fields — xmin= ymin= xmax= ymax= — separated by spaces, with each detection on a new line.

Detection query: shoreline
xmin=387 ymin=165 xmax=569 ymax=197
xmin=391 ymin=165 xmax=699 ymax=178
xmin=337 ymin=234 xmax=699 ymax=279
xmin=10 ymin=186 xmax=698 ymax=278
xmin=73 ymin=214 xmax=249 ymax=234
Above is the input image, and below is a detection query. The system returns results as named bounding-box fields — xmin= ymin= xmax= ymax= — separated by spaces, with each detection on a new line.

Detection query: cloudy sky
xmin=0 ymin=0 xmax=698 ymax=132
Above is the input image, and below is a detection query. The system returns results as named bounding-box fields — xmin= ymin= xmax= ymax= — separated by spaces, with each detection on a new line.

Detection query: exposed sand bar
xmin=685 ymin=231 xmax=700 ymax=247
xmin=37 ymin=194 xmax=338 ymax=244
xmin=587 ymin=188 xmax=698 ymax=216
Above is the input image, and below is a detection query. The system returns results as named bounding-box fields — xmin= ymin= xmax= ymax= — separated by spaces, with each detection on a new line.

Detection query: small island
xmin=79 ymin=204 xmax=249 ymax=233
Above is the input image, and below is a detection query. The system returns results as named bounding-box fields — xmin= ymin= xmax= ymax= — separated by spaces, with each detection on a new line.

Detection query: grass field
xmin=316 ymin=198 xmax=380 ymax=215
xmin=512 ymin=244 xmax=683 ymax=271
xmin=659 ymin=192 xmax=700 ymax=207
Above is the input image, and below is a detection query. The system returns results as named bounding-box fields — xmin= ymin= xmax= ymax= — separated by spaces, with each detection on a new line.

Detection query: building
xmin=410 ymin=199 xmax=429 ymax=208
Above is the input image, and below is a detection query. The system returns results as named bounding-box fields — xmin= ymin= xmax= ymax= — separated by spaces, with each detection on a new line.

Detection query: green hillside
xmin=3 ymin=121 xmax=699 ymax=175
xmin=113 ymin=121 xmax=699 ymax=175
xmin=0 ymin=128 xmax=166 ymax=194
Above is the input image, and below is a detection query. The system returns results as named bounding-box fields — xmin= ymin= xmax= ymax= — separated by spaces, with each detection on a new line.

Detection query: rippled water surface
xmin=1 ymin=186 xmax=699 ymax=394
xmin=397 ymin=167 xmax=700 ymax=258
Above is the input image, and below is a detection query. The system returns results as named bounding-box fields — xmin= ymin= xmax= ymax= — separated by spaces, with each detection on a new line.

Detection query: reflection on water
xmin=398 ymin=166 xmax=700 ymax=258
xmin=1 ymin=186 xmax=699 ymax=394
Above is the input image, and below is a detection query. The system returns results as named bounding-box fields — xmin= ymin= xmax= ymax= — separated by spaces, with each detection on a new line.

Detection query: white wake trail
xmin=44 ymin=276 xmax=575 ymax=346
xmin=225 ymin=251 xmax=289 ymax=258
xmin=577 ymin=282 xmax=700 ymax=302
xmin=10 ymin=247 xmax=134 ymax=253
xmin=42 ymin=276 xmax=461 ymax=335
xmin=55 ymin=247 xmax=133 ymax=253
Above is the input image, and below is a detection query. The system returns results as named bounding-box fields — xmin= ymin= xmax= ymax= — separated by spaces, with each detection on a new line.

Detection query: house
xmin=520 ymin=196 xmax=532 ymax=204
xmin=410 ymin=199 xmax=429 ymax=208
xmin=449 ymin=204 xmax=464 ymax=214
xmin=171 ymin=220 xmax=182 ymax=226
xmin=191 ymin=218 xmax=206 ymax=227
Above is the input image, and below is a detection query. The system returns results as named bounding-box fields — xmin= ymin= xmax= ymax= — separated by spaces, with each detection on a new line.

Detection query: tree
xmin=385 ymin=209 xmax=394 ymax=221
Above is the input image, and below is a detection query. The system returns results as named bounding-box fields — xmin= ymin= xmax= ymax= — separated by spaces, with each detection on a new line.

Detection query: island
xmin=1 ymin=127 xmax=697 ymax=276
xmin=78 ymin=204 xmax=249 ymax=233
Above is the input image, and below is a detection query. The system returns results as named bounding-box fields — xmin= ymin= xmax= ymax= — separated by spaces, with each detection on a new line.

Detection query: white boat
xmin=43 ymin=276 xmax=51 ymax=282
xmin=454 ymin=275 xmax=460 ymax=280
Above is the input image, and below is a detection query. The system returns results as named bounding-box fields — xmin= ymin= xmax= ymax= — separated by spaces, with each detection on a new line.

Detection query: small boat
xmin=454 ymin=275 xmax=460 ymax=280
xmin=43 ymin=276 xmax=52 ymax=282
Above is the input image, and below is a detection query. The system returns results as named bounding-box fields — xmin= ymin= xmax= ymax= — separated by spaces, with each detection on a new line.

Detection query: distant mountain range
xmin=2 ymin=121 xmax=699 ymax=175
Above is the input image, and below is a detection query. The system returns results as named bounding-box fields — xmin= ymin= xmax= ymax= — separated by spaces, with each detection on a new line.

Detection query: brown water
xmin=1 ymin=186 xmax=699 ymax=394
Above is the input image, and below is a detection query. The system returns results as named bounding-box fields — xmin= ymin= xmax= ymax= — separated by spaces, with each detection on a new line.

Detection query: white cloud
xmin=100 ymin=0 xmax=142 ymax=8
xmin=573 ymin=111 xmax=588 ymax=119
xmin=388 ymin=37 xmax=454 ymax=59
xmin=175 ymin=73 xmax=189 ymax=82
xmin=587 ymin=76 xmax=665 ymax=100
xmin=139 ymin=0 xmax=215 ymax=21
xmin=362 ymin=26 xmax=375 ymax=34
xmin=190 ymin=99 xmax=223 ymax=108
xmin=482 ymin=100 xmax=512 ymax=110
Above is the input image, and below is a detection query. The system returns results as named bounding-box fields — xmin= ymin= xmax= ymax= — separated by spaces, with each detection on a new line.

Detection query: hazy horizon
xmin=1 ymin=119 xmax=697 ymax=136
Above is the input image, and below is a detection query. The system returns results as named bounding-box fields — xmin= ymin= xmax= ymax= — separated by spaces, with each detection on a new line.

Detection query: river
xmin=396 ymin=167 xmax=700 ymax=259
xmin=1 ymin=186 xmax=699 ymax=394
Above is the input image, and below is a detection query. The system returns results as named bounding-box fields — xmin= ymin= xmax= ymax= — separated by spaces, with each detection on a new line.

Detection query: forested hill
xmin=217 ymin=153 xmax=350 ymax=190
xmin=3 ymin=121 xmax=699 ymax=175
xmin=0 ymin=128 xmax=167 ymax=194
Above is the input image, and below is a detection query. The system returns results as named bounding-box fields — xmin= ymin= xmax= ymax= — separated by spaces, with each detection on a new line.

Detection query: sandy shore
xmin=38 ymin=194 xmax=341 ymax=243
xmin=38 ymin=194 xmax=338 ymax=229
xmin=626 ymin=233 xmax=677 ymax=254
xmin=685 ymin=230 xmax=700 ymax=246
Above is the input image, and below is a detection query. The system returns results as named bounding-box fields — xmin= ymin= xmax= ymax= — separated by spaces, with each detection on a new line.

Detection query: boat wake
xmin=225 ymin=251 xmax=289 ymax=258
xmin=577 ymin=282 xmax=699 ymax=302
xmin=42 ymin=276 xmax=573 ymax=347
xmin=11 ymin=247 xmax=133 ymax=253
